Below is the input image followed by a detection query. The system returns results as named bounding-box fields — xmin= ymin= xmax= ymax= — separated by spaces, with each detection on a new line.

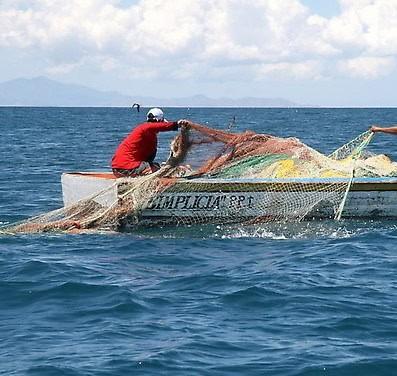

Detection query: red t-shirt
xmin=111 ymin=121 xmax=178 ymax=170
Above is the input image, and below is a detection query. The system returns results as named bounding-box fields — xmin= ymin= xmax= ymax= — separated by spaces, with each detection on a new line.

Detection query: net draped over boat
xmin=2 ymin=123 xmax=397 ymax=233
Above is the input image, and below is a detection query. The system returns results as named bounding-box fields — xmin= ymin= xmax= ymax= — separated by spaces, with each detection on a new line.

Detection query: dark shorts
xmin=112 ymin=162 xmax=159 ymax=178
xmin=112 ymin=168 xmax=141 ymax=178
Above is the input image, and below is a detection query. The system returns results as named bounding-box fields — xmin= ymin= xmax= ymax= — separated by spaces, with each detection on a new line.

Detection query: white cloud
xmin=46 ymin=62 xmax=82 ymax=75
xmin=323 ymin=0 xmax=397 ymax=54
xmin=338 ymin=56 xmax=395 ymax=78
xmin=1 ymin=0 xmax=397 ymax=81
xmin=257 ymin=60 xmax=323 ymax=80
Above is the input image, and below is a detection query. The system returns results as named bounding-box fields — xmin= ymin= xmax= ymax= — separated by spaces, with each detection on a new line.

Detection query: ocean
xmin=0 ymin=107 xmax=396 ymax=375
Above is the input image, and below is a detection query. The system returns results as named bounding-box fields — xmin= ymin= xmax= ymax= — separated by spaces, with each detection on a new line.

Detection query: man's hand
xmin=369 ymin=125 xmax=397 ymax=135
xmin=177 ymin=119 xmax=191 ymax=127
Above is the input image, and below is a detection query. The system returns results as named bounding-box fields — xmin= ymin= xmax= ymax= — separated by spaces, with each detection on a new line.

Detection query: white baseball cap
xmin=147 ymin=108 xmax=164 ymax=121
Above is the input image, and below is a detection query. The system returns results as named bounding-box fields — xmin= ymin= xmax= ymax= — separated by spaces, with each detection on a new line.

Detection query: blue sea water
xmin=0 ymin=107 xmax=396 ymax=375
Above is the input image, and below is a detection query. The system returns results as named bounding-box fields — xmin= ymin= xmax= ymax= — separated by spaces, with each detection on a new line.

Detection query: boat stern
xmin=61 ymin=172 xmax=118 ymax=208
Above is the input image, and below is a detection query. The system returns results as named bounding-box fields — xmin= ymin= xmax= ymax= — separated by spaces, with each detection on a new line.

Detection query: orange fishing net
xmin=2 ymin=123 xmax=392 ymax=233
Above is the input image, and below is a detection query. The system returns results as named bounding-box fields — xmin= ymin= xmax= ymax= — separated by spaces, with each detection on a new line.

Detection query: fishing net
xmin=2 ymin=123 xmax=396 ymax=234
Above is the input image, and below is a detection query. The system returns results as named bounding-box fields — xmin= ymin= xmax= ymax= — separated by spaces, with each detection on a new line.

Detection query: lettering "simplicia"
xmin=147 ymin=194 xmax=254 ymax=211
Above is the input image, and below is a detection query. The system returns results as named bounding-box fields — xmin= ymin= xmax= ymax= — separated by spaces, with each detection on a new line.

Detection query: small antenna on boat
xmin=227 ymin=115 xmax=236 ymax=131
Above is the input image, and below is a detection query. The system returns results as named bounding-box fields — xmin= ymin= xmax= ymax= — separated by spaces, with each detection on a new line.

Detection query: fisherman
xmin=371 ymin=125 xmax=397 ymax=135
xmin=111 ymin=108 xmax=190 ymax=177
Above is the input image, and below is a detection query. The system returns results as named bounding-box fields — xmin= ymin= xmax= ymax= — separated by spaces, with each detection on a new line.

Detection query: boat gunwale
xmin=62 ymin=172 xmax=397 ymax=191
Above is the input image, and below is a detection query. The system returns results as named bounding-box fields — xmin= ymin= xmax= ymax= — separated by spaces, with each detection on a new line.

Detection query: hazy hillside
xmin=0 ymin=77 xmax=301 ymax=107
xmin=0 ymin=77 xmax=132 ymax=106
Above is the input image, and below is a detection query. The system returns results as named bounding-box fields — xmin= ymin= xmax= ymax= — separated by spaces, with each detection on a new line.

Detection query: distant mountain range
xmin=0 ymin=77 xmax=302 ymax=107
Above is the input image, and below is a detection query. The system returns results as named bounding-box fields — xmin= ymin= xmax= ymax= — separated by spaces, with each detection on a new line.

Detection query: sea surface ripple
xmin=0 ymin=107 xmax=396 ymax=375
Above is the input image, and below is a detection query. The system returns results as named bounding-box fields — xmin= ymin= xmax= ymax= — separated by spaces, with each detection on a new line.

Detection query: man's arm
xmin=147 ymin=121 xmax=178 ymax=132
xmin=371 ymin=125 xmax=397 ymax=135
xmin=147 ymin=120 xmax=193 ymax=132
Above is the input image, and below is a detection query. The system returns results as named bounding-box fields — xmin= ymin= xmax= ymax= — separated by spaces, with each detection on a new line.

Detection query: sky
xmin=1 ymin=0 xmax=397 ymax=106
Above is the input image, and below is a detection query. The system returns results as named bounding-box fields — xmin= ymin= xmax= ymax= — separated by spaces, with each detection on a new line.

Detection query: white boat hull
xmin=61 ymin=172 xmax=397 ymax=226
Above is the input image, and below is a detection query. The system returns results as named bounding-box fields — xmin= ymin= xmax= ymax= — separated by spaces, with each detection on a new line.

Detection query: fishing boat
xmin=61 ymin=172 xmax=397 ymax=225
xmin=59 ymin=126 xmax=397 ymax=229
xmin=4 ymin=125 xmax=394 ymax=234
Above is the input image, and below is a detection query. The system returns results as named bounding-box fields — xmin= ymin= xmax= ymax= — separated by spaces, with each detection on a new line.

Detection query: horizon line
xmin=2 ymin=105 xmax=397 ymax=109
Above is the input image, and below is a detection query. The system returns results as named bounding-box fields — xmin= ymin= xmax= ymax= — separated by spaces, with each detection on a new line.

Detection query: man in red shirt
xmin=112 ymin=108 xmax=189 ymax=177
